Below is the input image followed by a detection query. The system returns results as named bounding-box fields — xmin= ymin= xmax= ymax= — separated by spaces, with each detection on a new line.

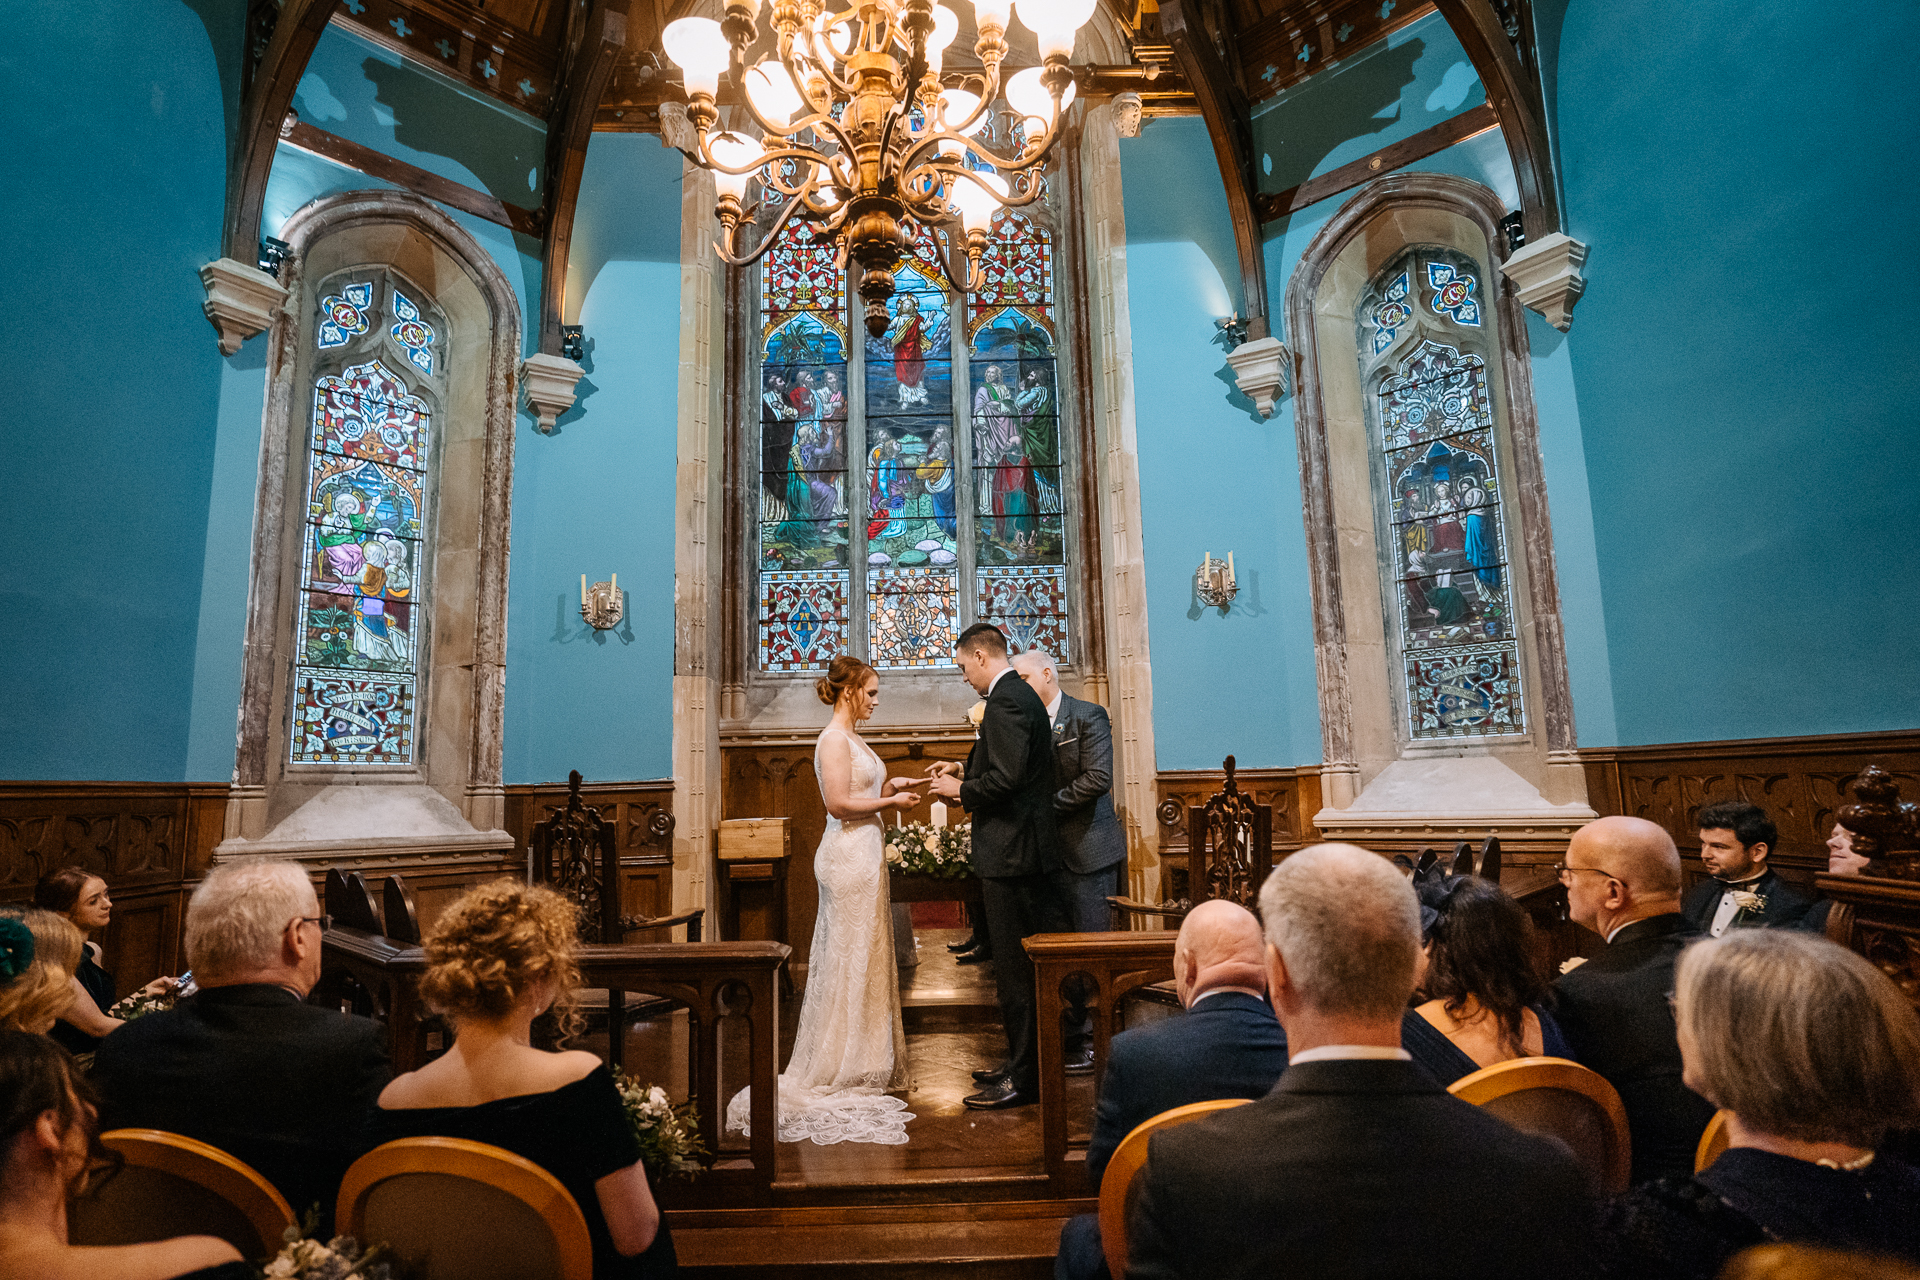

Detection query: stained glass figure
xmin=293 ymin=277 xmax=439 ymax=765
xmin=1426 ymin=262 xmax=1481 ymax=326
xmin=1360 ymin=248 xmax=1520 ymax=740
xmin=971 ymin=312 xmax=1064 ymax=569
xmin=318 ymin=282 xmax=373 ymax=349
xmin=867 ymin=568 xmax=958 ymax=668
xmin=977 ymin=566 xmax=1068 ymax=661
xmin=865 ymin=261 xmax=956 ymax=575
xmin=390 ymin=289 xmax=436 ymax=374
xmin=760 ymin=570 xmax=848 ymax=670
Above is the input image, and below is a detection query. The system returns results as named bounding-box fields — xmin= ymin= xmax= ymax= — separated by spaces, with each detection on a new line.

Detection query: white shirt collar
xmin=1188 ymin=987 xmax=1264 ymax=1009
xmin=1046 ymin=691 xmax=1063 ymax=723
xmin=1288 ymin=1045 xmax=1412 ymax=1064
xmin=986 ymin=666 xmax=1013 ymax=696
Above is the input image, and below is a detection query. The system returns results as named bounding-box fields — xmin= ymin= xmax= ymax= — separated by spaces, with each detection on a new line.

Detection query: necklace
xmin=1815 ymin=1151 xmax=1876 ymax=1171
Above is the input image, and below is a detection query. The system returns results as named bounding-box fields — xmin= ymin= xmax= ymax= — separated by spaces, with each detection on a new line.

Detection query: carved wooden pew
xmin=1025 ymin=930 xmax=1178 ymax=1197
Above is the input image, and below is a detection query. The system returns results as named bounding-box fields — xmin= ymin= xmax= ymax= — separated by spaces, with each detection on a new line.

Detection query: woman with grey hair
xmin=1598 ymin=930 xmax=1920 ymax=1277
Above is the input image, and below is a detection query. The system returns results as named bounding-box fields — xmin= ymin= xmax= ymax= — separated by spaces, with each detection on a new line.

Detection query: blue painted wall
xmin=1539 ymin=0 xmax=1920 ymax=742
xmin=0 ymin=0 xmax=243 ymax=781
xmin=503 ymin=133 xmax=684 ymax=784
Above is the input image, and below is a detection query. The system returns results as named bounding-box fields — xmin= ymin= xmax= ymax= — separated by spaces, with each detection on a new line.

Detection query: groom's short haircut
xmin=956 ymin=623 xmax=1007 ymax=657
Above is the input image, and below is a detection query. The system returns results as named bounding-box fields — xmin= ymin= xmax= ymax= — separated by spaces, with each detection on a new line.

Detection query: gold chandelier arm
xmin=714 ymin=189 xmax=843 ymax=268
xmin=928 ymin=222 xmax=982 ymax=293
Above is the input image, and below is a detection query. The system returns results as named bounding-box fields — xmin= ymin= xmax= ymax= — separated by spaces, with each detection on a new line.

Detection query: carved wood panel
xmin=1154 ymin=766 xmax=1322 ymax=900
xmin=504 ymin=780 xmax=677 ymax=928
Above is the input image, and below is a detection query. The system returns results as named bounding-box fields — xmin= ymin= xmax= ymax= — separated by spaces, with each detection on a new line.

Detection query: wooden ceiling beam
xmin=1431 ymin=0 xmax=1561 ymax=240
xmin=538 ymin=1 xmax=630 ymax=355
xmin=223 ymin=0 xmax=342 ymax=262
xmin=1160 ymin=0 xmax=1271 ymax=340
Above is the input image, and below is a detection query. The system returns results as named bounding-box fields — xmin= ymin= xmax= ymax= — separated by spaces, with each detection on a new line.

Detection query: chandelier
xmin=662 ymin=0 xmax=1094 ymax=337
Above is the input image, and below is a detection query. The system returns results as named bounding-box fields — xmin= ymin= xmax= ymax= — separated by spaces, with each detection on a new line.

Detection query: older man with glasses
xmin=1553 ymin=815 xmax=1717 ymax=1184
xmin=92 ymin=858 xmax=390 ymax=1231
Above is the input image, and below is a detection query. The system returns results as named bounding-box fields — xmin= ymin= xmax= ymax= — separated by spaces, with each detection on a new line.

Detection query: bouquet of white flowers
xmin=612 ymin=1070 xmax=709 ymax=1179
xmin=885 ymin=821 xmax=974 ymax=880
xmin=262 ymin=1211 xmax=391 ymax=1279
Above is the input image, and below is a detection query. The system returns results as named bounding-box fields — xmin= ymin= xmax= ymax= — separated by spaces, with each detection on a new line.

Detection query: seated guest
xmin=370 ymin=881 xmax=675 ymax=1279
xmin=34 ymin=867 xmax=176 ymax=1054
xmin=1127 ymin=844 xmax=1594 ymax=1280
xmin=1684 ymin=801 xmax=1812 ymax=935
xmin=1410 ymin=876 xmax=1572 ymax=1071
xmin=1056 ymin=900 xmax=1287 ymax=1280
xmin=1801 ymin=823 xmax=1872 ymax=936
xmin=1597 ymin=931 xmax=1920 ymax=1278
xmin=0 ymin=908 xmax=82 ymax=1034
xmin=1556 ymin=815 xmax=1719 ymax=1184
xmin=91 ymin=859 xmax=390 ymax=1230
xmin=0 ymin=1028 xmax=246 ymax=1280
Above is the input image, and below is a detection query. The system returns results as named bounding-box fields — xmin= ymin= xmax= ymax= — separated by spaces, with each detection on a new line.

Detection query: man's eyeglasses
xmin=1552 ymin=863 xmax=1618 ymax=885
xmin=297 ymin=914 xmax=333 ymax=933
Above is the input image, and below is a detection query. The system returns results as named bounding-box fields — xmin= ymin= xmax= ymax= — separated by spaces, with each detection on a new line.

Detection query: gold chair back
xmin=1098 ymin=1098 xmax=1253 ymax=1278
xmin=1449 ymin=1056 xmax=1633 ymax=1194
xmin=1696 ymin=1108 xmax=1733 ymax=1173
xmin=72 ymin=1129 xmax=295 ymax=1259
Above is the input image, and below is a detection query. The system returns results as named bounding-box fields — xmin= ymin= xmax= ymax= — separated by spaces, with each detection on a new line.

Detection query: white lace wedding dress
xmin=723 ymin=726 xmax=913 ymax=1144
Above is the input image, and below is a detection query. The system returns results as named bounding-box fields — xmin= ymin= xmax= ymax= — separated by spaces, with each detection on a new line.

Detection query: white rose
xmin=924 ymin=834 xmax=940 ymax=853
xmin=885 ymin=845 xmax=903 ymax=865
xmin=649 ymin=1086 xmax=668 ymax=1108
xmin=966 ymin=701 xmax=986 ymax=726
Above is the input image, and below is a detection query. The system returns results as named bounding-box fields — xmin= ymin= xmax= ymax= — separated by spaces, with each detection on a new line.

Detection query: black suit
xmin=1127 ymin=1058 xmax=1595 ymax=1280
xmin=92 ymin=983 xmax=392 ymax=1230
xmin=1680 ymin=867 xmax=1813 ymax=934
xmin=960 ymin=668 xmax=1065 ymax=1093
xmin=1057 ymin=991 xmax=1288 ymax=1280
xmin=1554 ymin=914 xmax=1717 ymax=1185
xmin=1048 ymin=693 xmax=1128 ymax=932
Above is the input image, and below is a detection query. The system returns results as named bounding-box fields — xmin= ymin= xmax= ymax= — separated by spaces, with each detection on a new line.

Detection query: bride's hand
xmin=891 ymin=791 xmax=921 ymax=809
xmin=887 ymin=776 xmax=922 ymax=794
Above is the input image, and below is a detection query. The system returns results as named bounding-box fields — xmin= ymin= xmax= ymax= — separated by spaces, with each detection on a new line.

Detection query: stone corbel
xmin=199 ymin=258 xmax=288 ymax=355
xmin=1499 ymin=232 xmax=1590 ymax=332
xmin=1225 ymin=335 xmax=1292 ymax=417
xmin=520 ymin=351 xmax=587 ymax=432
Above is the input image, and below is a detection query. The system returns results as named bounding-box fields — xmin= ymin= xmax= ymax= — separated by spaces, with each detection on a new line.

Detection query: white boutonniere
xmin=1729 ymin=889 xmax=1767 ymax=914
xmin=1559 ymin=956 xmax=1589 ymax=974
xmin=966 ymin=701 xmax=986 ymax=728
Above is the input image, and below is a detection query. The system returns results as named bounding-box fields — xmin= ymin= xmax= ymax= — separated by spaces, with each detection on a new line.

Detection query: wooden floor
xmin=590 ymin=926 xmax=1095 ymax=1275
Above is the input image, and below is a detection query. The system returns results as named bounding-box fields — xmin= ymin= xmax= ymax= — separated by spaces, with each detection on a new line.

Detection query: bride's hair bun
xmin=816 ymin=655 xmax=877 ymax=706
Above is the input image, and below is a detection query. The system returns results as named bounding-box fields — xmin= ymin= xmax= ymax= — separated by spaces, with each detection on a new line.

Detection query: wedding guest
xmin=1682 ymin=802 xmax=1812 ymax=935
xmin=1055 ymin=901 xmax=1287 ymax=1280
xmin=91 ymin=859 xmax=389 ymax=1230
xmin=1597 ymin=931 xmax=1920 ymax=1278
xmin=370 ymin=880 xmax=675 ymax=1279
xmin=1555 ymin=815 xmax=1718 ymax=1184
xmin=34 ymin=867 xmax=175 ymax=1054
xmin=0 ymin=909 xmax=82 ymax=1034
xmin=1409 ymin=876 xmax=1572 ymax=1073
xmin=0 ymin=1028 xmax=246 ymax=1280
xmin=1126 ymin=845 xmax=1593 ymax=1280
xmin=1801 ymin=823 xmax=1872 ymax=936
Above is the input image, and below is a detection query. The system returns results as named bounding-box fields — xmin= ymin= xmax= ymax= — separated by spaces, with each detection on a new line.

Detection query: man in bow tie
xmin=1683 ymin=800 xmax=1813 ymax=936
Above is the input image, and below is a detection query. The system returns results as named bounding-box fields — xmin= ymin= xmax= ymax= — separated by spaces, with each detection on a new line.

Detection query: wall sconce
xmin=1195 ymin=551 xmax=1238 ymax=610
xmin=581 ymin=574 xmax=623 ymax=630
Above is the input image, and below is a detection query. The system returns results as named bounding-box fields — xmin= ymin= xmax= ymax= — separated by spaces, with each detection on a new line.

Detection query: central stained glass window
xmin=290 ymin=271 xmax=441 ymax=764
xmin=756 ymin=206 xmax=1072 ymax=672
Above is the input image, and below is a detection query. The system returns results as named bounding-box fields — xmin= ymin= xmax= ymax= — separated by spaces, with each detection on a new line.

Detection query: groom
xmin=928 ymin=622 xmax=1065 ymax=1109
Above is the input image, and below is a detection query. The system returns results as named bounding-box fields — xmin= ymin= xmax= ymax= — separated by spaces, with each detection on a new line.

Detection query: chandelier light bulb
xmin=951 ymin=169 xmax=1008 ymax=233
xmin=744 ymin=61 xmax=806 ymax=126
xmin=972 ymin=0 xmax=1013 ymax=34
xmin=940 ymin=87 xmax=988 ymax=134
xmin=929 ymin=4 xmax=960 ymax=53
xmin=1005 ymin=66 xmax=1074 ymax=134
xmin=707 ymin=131 xmax=764 ymax=202
xmin=663 ymin=17 xmax=730 ymax=98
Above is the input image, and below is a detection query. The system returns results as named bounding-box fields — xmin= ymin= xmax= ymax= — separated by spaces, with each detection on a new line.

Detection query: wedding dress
xmin=723 ymin=726 xmax=913 ymax=1144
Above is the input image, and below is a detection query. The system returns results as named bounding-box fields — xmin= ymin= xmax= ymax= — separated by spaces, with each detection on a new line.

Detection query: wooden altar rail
xmin=1025 ymin=931 xmax=1178 ymax=1197
xmin=322 ymin=929 xmax=791 ymax=1205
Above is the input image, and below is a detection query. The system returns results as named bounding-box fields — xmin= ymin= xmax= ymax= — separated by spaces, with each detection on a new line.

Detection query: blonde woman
xmin=0 ymin=909 xmax=82 ymax=1035
xmin=370 ymin=881 xmax=673 ymax=1279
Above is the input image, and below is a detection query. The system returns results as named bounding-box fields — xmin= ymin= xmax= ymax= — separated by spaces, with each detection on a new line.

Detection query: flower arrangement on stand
xmin=885 ymin=821 xmax=974 ymax=880
xmin=612 ymin=1071 xmax=709 ymax=1180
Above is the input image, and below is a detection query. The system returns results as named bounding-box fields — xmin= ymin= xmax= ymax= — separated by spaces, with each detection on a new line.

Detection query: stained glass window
xmin=291 ymin=273 xmax=443 ymax=764
xmin=754 ymin=195 xmax=1075 ymax=672
xmin=1359 ymin=246 xmax=1522 ymax=739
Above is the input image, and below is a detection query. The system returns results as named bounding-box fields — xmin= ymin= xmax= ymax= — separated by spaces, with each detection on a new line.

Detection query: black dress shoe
xmin=946 ymin=935 xmax=982 ymax=953
xmin=963 ymin=1079 xmax=1036 ymax=1110
xmin=1064 ymin=1047 xmax=1095 ymax=1075
xmin=972 ymin=1066 xmax=1009 ymax=1084
xmin=955 ymin=950 xmax=992 ymax=965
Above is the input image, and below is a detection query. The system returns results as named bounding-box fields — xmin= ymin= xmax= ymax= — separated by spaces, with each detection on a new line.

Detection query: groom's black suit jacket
xmin=959 ymin=669 xmax=1059 ymax=878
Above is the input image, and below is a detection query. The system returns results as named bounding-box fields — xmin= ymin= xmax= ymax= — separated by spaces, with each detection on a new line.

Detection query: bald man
xmin=1554 ymin=815 xmax=1717 ymax=1183
xmin=1055 ymin=900 xmax=1288 ymax=1280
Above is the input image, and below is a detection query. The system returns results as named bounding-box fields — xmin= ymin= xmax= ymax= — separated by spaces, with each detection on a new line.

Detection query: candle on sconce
xmin=581 ymin=574 xmax=588 ymax=606
xmin=1227 ymin=551 xmax=1235 ymax=585
xmin=931 ymin=801 xmax=948 ymax=829
xmin=610 ymin=573 xmax=617 ymax=596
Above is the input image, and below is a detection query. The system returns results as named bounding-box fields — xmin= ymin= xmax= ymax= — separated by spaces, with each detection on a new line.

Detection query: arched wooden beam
xmin=539 ymin=2 xmax=630 ymax=355
xmin=1160 ymin=0 xmax=1270 ymax=341
xmin=1431 ymin=0 xmax=1562 ymax=242
xmin=223 ymin=0 xmax=341 ymax=262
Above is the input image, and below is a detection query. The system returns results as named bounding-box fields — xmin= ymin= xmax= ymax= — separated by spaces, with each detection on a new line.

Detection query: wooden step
xmin=671 ymin=1199 xmax=1086 ymax=1279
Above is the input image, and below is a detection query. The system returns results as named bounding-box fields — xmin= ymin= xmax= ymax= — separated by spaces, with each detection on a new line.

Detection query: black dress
xmin=366 ymin=1066 xmax=678 ymax=1279
xmin=50 ymin=944 xmax=115 ymax=1054
xmin=1399 ymin=1004 xmax=1574 ymax=1086
xmin=1598 ymin=1147 xmax=1920 ymax=1279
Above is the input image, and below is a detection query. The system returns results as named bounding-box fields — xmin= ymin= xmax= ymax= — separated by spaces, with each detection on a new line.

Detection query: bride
xmin=724 ymin=655 xmax=922 ymax=1144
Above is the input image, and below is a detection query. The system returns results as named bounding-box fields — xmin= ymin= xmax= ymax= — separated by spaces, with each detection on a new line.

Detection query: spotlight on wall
xmin=257 ymin=237 xmax=292 ymax=278
xmin=561 ymin=325 xmax=586 ymax=362
xmin=581 ymin=574 xmax=623 ymax=630
xmin=1195 ymin=551 xmax=1238 ymax=611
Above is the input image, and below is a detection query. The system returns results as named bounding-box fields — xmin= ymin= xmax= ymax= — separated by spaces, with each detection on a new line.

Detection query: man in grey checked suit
xmin=1013 ymin=648 xmax=1127 ymax=1073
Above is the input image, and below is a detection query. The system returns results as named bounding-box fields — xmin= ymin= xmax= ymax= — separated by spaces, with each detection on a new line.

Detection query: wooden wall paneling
xmin=503 ymin=779 xmax=680 ymax=933
xmin=1151 ymin=766 xmax=1322 ymax=900
xmin=99 ymin=890 xmax=182 ymax=997
xmin=1578 ymin=731 xmax=1920 ymax=898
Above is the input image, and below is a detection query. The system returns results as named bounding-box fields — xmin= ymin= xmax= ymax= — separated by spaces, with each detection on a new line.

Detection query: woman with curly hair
xmin=0 ymin=1027 xmax=244 ymax=1279
xmin=368 ymin=880 xmax=675 ymax=1278
xmin=0 ymin=909 xmax=83 ymax=1035
xmin=1405 ymin=876 xmax=1571 ymax=1078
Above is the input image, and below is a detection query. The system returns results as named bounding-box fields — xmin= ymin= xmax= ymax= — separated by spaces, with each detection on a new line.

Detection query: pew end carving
xmin=1112 ymin=757 xmax=1275 ymax=929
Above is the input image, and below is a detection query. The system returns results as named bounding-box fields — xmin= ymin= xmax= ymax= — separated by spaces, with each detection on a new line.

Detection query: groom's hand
xmin=927 ymin=772 xmax=963 ymax=800
xmin=924 ymin=760 xmax=962 ymax=779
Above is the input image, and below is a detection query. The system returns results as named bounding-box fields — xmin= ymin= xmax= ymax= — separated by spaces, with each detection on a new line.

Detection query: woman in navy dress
xmin=1408 ymin=875 xmax=1571 ymax=1081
